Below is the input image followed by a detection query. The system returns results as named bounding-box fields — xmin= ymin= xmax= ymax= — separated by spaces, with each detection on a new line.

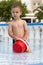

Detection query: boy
xmin=8 ymin=3 xmax=31 ymax=52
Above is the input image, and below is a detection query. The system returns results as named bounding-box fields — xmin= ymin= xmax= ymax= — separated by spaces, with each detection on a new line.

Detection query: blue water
xmin=0 ymin=23 xmax=43 ymax=65
xmin=0 ymin=52 xmax=43 ymax=65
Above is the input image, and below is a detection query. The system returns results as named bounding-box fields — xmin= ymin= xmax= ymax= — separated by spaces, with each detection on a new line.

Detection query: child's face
xmin=11 ymin=7 xmax=22 ymax=20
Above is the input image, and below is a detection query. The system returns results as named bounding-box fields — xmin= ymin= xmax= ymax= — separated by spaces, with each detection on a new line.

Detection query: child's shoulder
xmin=21 ymin=19 xmax=27 ymax=23
xmin=8 ymin=20 xmax=13 ymax=25
xmin=21 ymin=19 xmax=27 ymax=25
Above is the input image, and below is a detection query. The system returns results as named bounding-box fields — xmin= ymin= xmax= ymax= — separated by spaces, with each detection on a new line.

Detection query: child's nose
xmin=14 ymin=12 xmax=17 ymax=15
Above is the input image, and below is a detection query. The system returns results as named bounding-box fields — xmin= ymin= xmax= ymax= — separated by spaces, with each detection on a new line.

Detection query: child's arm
xmin=22 ymin=21 xmax=28 ymax=41
xmin=8 ymin=22 xmax=19 ymax=40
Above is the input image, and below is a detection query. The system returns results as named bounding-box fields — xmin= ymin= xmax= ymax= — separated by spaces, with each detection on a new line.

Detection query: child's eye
xmin=16 ymin=12 xmax=18 ymax=13
xmin=13 ymin=11 xmax=15 ymax=13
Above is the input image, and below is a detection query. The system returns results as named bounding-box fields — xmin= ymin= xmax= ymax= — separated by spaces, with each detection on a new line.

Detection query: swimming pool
xmin=0 ymin=23 xmax=43 ymax=65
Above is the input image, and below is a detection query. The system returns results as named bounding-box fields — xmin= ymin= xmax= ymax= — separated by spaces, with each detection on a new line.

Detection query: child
xmin=8 ymin=3 xmax=31 ymax=52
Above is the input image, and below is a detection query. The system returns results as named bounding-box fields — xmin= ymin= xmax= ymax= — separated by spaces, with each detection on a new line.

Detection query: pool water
xmin=0 ymin=23 xmax=43 ymax=65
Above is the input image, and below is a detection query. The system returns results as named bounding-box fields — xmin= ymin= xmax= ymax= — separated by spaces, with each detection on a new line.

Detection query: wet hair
xmin=11 ymin=3 xmax=22 ymax=11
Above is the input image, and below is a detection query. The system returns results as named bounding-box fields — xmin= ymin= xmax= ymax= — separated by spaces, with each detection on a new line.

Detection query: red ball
xmin=13 ymin=39 xmax=27 ymax=53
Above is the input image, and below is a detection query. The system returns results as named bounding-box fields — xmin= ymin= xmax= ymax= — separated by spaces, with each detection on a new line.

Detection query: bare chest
xmin=12 ymin=22 xmax=24 ymax=37
xmin=13 ymin=22 xmax=23 ymax=29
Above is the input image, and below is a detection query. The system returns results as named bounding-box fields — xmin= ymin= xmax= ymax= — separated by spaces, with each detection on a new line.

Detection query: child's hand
xmin=26 ymin=46 xmax=32 ymax=53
